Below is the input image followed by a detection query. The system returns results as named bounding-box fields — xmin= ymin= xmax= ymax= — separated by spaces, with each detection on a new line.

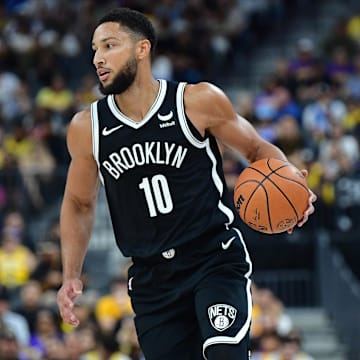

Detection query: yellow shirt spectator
xmin=35 ymin=73 xmax=74 ymax=113
xmin=95 ymin=277 xmax=133 ymax=333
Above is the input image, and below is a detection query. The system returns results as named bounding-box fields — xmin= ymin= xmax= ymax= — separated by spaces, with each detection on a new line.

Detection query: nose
xmin=93 ymin=50 xmax=105 ymax=67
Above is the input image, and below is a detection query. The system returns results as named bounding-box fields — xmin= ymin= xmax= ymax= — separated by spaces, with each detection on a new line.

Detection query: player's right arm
xmin=57 ymin=108 xmax=100 ymax=327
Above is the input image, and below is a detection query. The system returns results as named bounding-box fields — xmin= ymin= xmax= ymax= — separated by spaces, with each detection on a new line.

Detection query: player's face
xmin=92 ymin=22 xmax=138 ymax=95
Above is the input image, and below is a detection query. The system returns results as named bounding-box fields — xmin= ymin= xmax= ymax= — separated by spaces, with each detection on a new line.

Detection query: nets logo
xmin=208 ymin=304 xmax=237 ymax=332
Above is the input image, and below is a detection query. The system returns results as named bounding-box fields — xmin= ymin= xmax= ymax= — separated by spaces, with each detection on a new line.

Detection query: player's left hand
xmin=287 ymin=169 xmax=317 ymax=234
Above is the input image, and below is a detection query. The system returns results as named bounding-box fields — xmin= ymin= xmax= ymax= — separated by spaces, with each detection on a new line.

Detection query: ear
xmin=136 ymin=39 xmax=151 ymax=60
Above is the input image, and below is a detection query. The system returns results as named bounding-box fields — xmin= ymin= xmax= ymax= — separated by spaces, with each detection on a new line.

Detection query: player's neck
xmin=114 ymin=76 xmax=159 ymax=122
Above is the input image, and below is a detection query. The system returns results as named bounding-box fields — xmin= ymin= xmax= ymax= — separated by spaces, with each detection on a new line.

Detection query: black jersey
xmin=91 ymin=80 xmax=243 ymax=258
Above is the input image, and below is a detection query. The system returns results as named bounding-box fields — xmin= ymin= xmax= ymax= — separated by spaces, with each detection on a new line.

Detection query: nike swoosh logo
xmin=102 ymin=124 xmax=124 ymax=136
xmin=221 ymin=236 xmax=236 ymax=250
xmin=157 ymin=110 xmax=173 ymax=121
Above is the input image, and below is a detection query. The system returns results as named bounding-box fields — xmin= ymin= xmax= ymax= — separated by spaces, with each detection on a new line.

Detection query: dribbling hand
xmin=57 ymin=278 xmax=83 ymax=327
xmin=287 ymin=169 xmax=317 ymax=234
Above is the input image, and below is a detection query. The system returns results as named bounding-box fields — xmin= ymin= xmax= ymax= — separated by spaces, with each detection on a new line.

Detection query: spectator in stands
xmin=0 ymin=285 xmax=30 ymax=349
xmin=345 ymin=54 xmax=360 ymax=100
xmin=0 ymin=80 xmax=32 ymax=127
xmin=250 ymin=286 xmax=293 ymax=350
xmin=288 ymin=37 xmax=324 ymax=103
xmin=3 ymin=120 xmax=37 ymax=212
xmin=26 ymin=106 xmax=70 ymax=172
xmin=325 ymin=46 xmax=356 ymax=92
xmin=95 ymin=276 xmax=133 ymax=335
xmin=14 ymin=280 xmax=43 ymax=333
xmin=17 ymin=132 xmax=56 ymax=211
xmin=280 ymin=329 xmax=315 ymax=360
xmin=28 ymin=307 xmax=64 ymax=359
xmin=0 ymin=328 xmax=29 ymax=360
xmin=73 ymin=73 xmax=101 ymax=111
xmin=274 ymin=114 xmax=304 ymax=158
xmin=116 ymin=315 xmax=144 ymax=360
xmin=35 ymin=72 xmax=74 ymax=115
xmin=346 ymin=11 xmax=360 ymax=46
xmin=0 ymin=65 xmax=22 ymax=128
xmin=301 ymin=82 xmax=348 ymax=144
xmin=0 ymin=222 xmax=37 ymax=297
xmin=64 ymin=323 xmax=126 ymax=360
xmin=31 ymin=240 xmax=63 ymax=294
xmin=251 ymin=329 xmax=282 ymax=359
xmin=236 ymin=90 xmax=258 ymax=125
xmin=2 ymin=13 xmax=36 ymax=76
xmin=322 ymin=18 xmax=359 ymax=61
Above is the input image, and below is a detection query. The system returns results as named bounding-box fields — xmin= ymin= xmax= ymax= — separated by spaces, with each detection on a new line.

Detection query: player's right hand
xmin=57 ymin=278 xmax=83 ymax=327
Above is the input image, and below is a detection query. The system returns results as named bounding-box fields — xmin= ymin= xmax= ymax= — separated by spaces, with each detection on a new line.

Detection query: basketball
xmin=233 ymin=158 xmax=309 ymax=234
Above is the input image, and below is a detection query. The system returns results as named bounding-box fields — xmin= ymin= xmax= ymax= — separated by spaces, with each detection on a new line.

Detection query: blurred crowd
xmin=0 ymin=0 xmax=360 ymax=359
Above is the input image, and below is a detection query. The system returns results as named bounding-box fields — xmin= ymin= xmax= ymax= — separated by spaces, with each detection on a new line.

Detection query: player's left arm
xmin=184 ymin=82 xmax=316 ymax=230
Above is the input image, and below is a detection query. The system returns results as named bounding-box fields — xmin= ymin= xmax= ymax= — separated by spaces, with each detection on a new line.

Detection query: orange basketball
xmin=233 ymin=158 xmax=309 ymax=234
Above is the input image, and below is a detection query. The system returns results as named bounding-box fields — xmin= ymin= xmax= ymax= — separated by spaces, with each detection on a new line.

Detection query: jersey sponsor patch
xmin=157 ymin=110 xmax=173 ymax=121
xmin=208 ymin=304 xmax=237 ymax=332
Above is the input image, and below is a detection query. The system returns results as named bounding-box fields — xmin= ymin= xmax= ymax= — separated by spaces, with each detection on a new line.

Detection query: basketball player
xmin=56 ymin=8 xmax=316 ymax=360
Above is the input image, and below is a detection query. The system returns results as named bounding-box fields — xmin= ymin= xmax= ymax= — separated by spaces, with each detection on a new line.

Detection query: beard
xmin=99 ymin=56 xmax=137 ymax=95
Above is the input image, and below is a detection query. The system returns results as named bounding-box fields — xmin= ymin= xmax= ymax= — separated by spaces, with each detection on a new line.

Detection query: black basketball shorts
xmin=127 ymin=227 xmax=253 ymax=360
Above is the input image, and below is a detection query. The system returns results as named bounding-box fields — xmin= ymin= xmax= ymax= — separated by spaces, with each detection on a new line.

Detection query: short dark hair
xmin=96 ymin=7 xmax=157 ymax=55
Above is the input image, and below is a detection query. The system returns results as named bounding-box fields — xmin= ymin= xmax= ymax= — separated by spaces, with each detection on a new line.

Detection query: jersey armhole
xmin=90 ymin=101 xmax=104 ymax=185
xmin=176 ymin=82 xmax=207 ymax=149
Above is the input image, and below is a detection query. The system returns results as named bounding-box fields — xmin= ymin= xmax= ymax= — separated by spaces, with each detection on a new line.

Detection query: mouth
xmin=97 ymin=68 xmax=110 ymax=82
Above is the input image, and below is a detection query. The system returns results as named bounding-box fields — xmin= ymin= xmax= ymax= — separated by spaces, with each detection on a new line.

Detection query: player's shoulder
xmin=67 ymin=107 xmax=93 ymax=143
xmin=184 ymin=82 xmax=230 ymax=114
xmin=68 ymin=107 xmax=92 ymax=133
xmin=184 ymin=81 xmax=226 ymax=101
xmin=71 ymin=107 xmax=91 ymax=125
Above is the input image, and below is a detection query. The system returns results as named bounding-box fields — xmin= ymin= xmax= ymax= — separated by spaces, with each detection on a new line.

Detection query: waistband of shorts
xmin=132 ymin=239 xmax=200 ymax=266
xmin=131 ymin=227 xmax=241 ymax=266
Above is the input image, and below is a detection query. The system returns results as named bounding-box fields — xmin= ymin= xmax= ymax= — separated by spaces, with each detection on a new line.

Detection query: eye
xmin=106 ymin=43 xmax=115 ymax=49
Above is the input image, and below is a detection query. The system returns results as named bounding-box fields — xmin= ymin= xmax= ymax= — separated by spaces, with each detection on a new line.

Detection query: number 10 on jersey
xmin=139 ymin=174 xmax=174 ymax=217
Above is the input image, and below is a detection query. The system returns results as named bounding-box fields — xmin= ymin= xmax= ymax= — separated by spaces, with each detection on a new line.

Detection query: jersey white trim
xmin=176 ymin=82 xmax=234 ymax=228
xmin=90 ymin=101 xmax=104 ymax=185
xmin=202 ymin=227 xmax=253 ymax=359
xmin=176 ymin=82 xmax=206 ymax=149
xmin=107 ymin=79 xmax=167 ymax=129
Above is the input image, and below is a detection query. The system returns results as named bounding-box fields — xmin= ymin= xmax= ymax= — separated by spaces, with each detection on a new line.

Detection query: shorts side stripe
xmin=202 ymin=227 xmax=252 ymax=359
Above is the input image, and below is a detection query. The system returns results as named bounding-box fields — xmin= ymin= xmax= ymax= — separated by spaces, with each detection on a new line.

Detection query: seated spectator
xmin=95 ymin=276 xmax=133 ymax=335
xmin=115 ymin=315 xmax=144 ymax=360
xmin=301 ymin=82 xmax=348 ymax=144
xmin=0 ymin=285 xmax=30 ymax=348
xmin=345 ymin=54 xmax=360 ymax=100
xmin=251 ymin=329 xmax=282 ymax=359
xmin=325 ymin=46 xmax=355 ymax=91
xmin=31 ymin=240 xmax=63 ymax=293
xmin=63 ymin=325 xmax=120 ymax=360
xmin=73 ymin=73 xmax=101 ymax=111
xmin=3 ymin=121 xmax=55 ymax=211
xmin=17 ymin=137 xmax=56 ymax=211
xmin=250 ymin=286 xmax=293 ymax=350
xmin=346 ymin=12 xmax=360 ymax=46
xmin=0 ymin=328 xmax=29 ymax=360
xmin=14 ymin=280 xmax=43 ymax=333
xmin=0 ymin=224 xmax=37 ymax=297
xmin=288 ymin=38 xmax=324 ymax=103
xmin=280 ymin=329 xmax=315 ymax=360
xmin=0 ymin=66 xmax=22 ymax=129
xmin=28 ymin=307 xmax=64 ymax=359
xmin=35 ymin=73 xmax=74 ymax=115
xmin=322 ymin=18 xmax=358 ymax=60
